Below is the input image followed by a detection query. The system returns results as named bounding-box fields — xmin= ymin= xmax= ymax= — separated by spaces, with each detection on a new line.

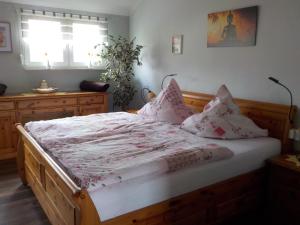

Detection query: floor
xmin=0 ymin=159 xmax=50 ymax=225
xmin=0 ymin=159 xmax=268 ymax=225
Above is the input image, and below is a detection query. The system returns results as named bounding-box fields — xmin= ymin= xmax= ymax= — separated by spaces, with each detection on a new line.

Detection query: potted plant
xmin=97 ymin=35 xmax=143 ymax=111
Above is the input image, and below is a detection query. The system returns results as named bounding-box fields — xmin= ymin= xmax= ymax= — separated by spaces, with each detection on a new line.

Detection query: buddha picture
xmin=207 ymin=6 xmax=258 ymax=47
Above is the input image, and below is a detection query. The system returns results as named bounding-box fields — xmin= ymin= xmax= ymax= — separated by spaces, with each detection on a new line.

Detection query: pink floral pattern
xmin=25 ymin=112 xmax=233 ymax=191
xmin=138 ymin=79 xmax=193 ymax=124
xmin=181 ymin=85 xmax=268 ymax=139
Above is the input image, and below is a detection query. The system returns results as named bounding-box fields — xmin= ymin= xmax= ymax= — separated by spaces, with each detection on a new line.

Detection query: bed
xmin=16 ymin=91 xmax=296 ymax=225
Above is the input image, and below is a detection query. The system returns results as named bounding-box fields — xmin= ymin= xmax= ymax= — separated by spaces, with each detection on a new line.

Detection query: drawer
xmin=79 ymin=95 xmax=104 ymax=105
xmin=0 ymin=101 xmax=14 ymax=110
xmin=270 ymin=166 xmax=300 ymax=189
xmin=18 ymin=107 xmax=78 ymax=124
xmin=271 ymin=185 xmax=300 ymax=207
xmin=216 ymin=192 xmax=259 ymax=221
xmin=213 ymin=171 xmax=264 ymax=203
xmin=17 ymin=98 xmax=77 ymax=109
xmin=164 ymin=202 xmax=207 ymax=224
xmin=80 ymin=104 xmax=105 ymax=115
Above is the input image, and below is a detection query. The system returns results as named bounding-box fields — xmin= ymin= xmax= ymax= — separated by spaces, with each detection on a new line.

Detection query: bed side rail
xmin=16 ymin=123 xmax=81 ymax=195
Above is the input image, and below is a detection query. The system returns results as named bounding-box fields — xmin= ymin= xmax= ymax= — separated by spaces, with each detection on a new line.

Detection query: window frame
xmin=20 ymin=9 xmax=107 ymax=70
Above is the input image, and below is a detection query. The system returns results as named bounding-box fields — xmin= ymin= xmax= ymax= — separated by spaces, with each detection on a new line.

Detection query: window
xmin=20 ymin=9 xmax=108 ymax=70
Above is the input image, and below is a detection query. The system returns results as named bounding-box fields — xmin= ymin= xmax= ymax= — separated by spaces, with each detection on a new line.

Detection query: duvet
xmin=25 ymin=112 xmax=233 ymax=191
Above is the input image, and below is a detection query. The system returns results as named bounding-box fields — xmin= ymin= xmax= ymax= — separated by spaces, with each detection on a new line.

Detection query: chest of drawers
xmin=0 ymin=91 xmax=108 ymax=160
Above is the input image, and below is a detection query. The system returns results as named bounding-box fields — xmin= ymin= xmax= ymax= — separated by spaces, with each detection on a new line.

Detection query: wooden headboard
xmin=182 ymin=91 xmax=297 ymax=154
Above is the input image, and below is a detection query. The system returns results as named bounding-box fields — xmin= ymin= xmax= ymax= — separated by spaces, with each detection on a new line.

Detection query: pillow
xmin=181 ymin=85 xmax=268 ymax=139
xmin=137 ymin=79 xmax=193 ymax=124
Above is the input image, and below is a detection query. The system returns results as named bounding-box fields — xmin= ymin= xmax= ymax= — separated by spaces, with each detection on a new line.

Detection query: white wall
xmin=0 ymin=1 xmax=129 ymax=93
xmin=130 ymin=0 xmax=300 ymax=148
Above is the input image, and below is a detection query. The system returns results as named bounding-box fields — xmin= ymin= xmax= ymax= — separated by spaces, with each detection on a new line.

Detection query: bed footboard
xmin=16 ymin=124 xmax=102 ymax=225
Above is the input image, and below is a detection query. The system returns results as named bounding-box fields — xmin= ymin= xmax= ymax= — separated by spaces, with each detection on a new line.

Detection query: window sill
xmin=22 ymin=65 xmax=105 ymax=71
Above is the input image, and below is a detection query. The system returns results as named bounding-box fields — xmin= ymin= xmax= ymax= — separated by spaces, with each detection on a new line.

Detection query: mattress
xmin=90 ymin=137 xmax=280 ymax=221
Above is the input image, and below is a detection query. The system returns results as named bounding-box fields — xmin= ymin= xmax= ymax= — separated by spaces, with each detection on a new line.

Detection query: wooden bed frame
xmin=16 ymin=91 xmax=296 ymax=225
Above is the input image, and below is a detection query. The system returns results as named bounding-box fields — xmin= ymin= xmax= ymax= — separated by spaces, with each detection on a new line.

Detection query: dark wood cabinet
xmin=268 ymin=155 xmax=300 ymax=225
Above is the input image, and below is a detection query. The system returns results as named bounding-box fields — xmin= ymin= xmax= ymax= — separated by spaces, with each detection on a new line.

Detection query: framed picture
xmin=207 ymin=6 xmax=258 ymax=47
xmin=0 ymin=22 xmax=12 ymax=52
xmin=172 ymin=35 xmax=183 ymax=54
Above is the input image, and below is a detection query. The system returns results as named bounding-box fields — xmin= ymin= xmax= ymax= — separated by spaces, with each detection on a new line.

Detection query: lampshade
xmin=147 ymin=91 xmax=156 ymax=101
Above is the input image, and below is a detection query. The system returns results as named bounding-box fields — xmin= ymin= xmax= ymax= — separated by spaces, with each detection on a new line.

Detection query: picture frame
xmin=207 ymin=6 xmax=258 ymax=47
xmin=172 ymin=35 xmax=183 ymax=54
xmin=0 ymin=22 xmax=12 ymax=52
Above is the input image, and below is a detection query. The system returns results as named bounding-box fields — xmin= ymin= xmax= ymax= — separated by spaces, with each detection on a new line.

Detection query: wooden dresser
xmin=0 ymin=91 xmax=108 ymax=160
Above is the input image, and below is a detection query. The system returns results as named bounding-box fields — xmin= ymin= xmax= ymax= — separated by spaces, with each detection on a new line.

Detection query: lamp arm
xmin=278 ymin=83 xmax=293 ymax=123
xmin=161 ymin=74 xmax=177 ymax=90
xmin=141 ymin=88 xmax=151 ymax=103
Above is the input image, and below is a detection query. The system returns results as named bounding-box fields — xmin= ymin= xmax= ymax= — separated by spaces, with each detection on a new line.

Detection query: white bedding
xmin=25 ymin=112 xmax=232 ymax=191
xmin=90 ymin=137 xmax=280 ymax=221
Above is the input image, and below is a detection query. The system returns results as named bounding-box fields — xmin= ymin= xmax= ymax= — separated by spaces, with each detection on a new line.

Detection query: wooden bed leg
xmin=16 ymin=135 xmax=27 ymax=185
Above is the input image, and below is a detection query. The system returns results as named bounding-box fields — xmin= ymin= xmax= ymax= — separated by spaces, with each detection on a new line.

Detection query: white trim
xmin=20 ymin=9 xmax=107 ymax=71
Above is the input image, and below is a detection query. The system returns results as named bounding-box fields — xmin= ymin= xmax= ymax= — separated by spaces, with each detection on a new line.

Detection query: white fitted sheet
xmin=89 ymin=137 xmax=280 ymax=221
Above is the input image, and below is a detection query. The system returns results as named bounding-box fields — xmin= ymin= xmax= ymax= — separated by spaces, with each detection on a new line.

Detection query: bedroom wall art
xmin=172 ymin=34 xmax=183 ymax=54
xmin=0 ymin=22 xmax=12 ymax=52
xmin=207 ymin=6 xmax=258 ymax=47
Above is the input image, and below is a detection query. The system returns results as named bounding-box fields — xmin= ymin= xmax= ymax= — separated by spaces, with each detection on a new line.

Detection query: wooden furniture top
xmin=0 ymin=91 xmax=108 ymax=101
xmin=182 ymin=91 xmax=296 ymax=154
xmin=268 ymin=154 xmax=300 ymax=172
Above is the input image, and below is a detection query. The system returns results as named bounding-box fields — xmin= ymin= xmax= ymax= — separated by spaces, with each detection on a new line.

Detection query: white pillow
xmin=138 ymin=79 xmax=193 ymax=124
xmin=181 ymin=85 xmax=268 ymax=139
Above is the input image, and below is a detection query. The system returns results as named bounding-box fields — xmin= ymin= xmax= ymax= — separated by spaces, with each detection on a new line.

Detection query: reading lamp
xmin=141 ymin=88 xmax=156 ymax=103
xmin=161 ymin=74 xmax=177 ymax=90
xmin=268 ymin=76 xmax=294 ymax=123
xmin=141 ymin=74 xmax=178 ymax=103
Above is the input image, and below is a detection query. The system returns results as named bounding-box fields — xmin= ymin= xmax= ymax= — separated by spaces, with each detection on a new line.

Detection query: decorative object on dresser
xmin=79 ymin=80 xmax=110 ymax=92
xmin=267 ymin=155 xmax=300 ymax=225
xmin=97 ymin=35 xmax=143 ymax=111
xmin=16 ymin=90 xmax=295 ymax=225
xmin=32 ymin=80 xmax=58 ymax=94
xmin=0 ymin=91 xmax=108 ymax=160
xmin=0 ymin=83 xmax=7 ymax=95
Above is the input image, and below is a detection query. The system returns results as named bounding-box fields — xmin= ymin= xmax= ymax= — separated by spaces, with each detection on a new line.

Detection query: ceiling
xmin=1 ymin=0 xmax=141 ymax=16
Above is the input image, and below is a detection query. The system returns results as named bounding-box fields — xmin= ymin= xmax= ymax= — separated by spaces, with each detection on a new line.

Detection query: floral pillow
xmin=181 ymin=85 xmax=268 ymax=139
xmin=137 ymin=79 xmax=193 ymax=124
